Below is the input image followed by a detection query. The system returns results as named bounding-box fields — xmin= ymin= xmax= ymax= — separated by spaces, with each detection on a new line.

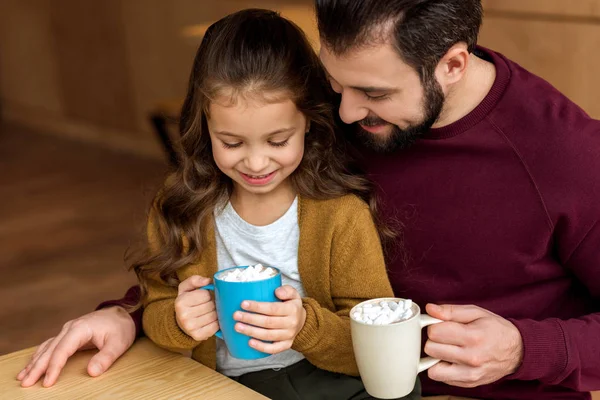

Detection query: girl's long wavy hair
xmin=130 ymin=9 xmax=397 ymax=306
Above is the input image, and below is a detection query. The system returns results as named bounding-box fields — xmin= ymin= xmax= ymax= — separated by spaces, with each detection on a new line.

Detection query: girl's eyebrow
xmin=214 ymin=127 xmax=295 ymax=138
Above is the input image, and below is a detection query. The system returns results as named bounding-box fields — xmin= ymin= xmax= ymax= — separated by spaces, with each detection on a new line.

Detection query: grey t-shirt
xmin=213 ymin=197 xmax=306 ymax=377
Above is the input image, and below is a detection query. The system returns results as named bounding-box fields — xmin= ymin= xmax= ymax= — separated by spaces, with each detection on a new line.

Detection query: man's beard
xmin=354 ymin=77 xmax=445 ymax=153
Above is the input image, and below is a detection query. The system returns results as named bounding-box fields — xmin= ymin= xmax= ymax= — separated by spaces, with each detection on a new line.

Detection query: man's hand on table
xmin=17 ymin=306 xmax=136 ymax=388
xmin=424 ymin=304 xmax=523 ymax=388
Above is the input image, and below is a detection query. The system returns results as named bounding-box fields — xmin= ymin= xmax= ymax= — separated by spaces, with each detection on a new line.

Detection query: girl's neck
xmin=229 ymin=181 xmax=297 ymax=226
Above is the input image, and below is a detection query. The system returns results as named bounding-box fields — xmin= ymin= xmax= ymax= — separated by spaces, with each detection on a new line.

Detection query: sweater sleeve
xmin=292 ymin=203 xmax=394 ymax=376
xmin=96 ymin=285 xmax=144 ymax=338
xmin=142 ymin=273 xmax=203 ymax=351
xmin=140 ymin=216 xmax=203 ymax=351
xmin=508 ymin=219 xmax=600 ymax=391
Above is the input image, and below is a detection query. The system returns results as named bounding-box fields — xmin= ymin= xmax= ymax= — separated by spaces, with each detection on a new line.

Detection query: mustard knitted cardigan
xmin=142 ymin=194 xmax=394 ymax=376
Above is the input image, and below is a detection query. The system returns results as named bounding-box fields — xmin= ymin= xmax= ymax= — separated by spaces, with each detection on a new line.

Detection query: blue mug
xmin=201 ymin=265 xmax=282 ymax=359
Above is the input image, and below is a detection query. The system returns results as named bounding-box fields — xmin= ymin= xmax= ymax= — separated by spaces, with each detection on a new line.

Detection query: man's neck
xmin=433 ymin=53 xmax=497 ymax=128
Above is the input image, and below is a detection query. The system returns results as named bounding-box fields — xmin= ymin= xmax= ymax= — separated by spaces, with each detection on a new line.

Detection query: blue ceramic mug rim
xmin=214 ymin=265 xmax=281 ymax=283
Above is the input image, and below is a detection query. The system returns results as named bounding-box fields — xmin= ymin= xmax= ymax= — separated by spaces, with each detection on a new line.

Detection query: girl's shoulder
xmin=299 ymin=194 xmax=371 ymax=223
xmin=302 ymin=193 xmax=369 ymax=209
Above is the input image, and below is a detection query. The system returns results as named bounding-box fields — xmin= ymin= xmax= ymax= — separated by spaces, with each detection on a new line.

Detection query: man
xmin=314 ymin=2 xmax=600 ymax=399
xmin=18 ymin=1 xmax=600 ymax=399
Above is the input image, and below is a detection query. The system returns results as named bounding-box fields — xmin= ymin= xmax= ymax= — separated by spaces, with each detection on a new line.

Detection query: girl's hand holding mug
xmin=175 ymin=275 xmax=220 ymax=341
xmin=233 ymin=285 xmax=306 ymax=355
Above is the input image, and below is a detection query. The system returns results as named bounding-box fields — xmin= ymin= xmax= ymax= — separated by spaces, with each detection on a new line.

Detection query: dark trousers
xmin=231 ymin=359 xmax=421 ymax=400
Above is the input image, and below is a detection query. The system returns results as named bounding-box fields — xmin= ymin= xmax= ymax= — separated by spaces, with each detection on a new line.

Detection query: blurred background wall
xmin=0 ymin=0 xmax=318 ymax=159
xmin=1 ymin=0 xmax=599 ymax=161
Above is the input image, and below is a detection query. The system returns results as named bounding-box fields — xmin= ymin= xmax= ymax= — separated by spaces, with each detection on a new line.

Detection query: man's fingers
xmin=17 ymin=338 xmax=53 ymax=381
xmin=21 ymin=346 xmax=54 ymax=387
xmin=27 ymin=336 xmax=55 ymax=369
xmin=18 ymin=346 xmax=48 ymax=383
xmin=21 ymin=324 xmax=75 ymax=387
xmin=424 ymin=340 xmax=466 ymax=365
xmin=428 ymin=361 xmax=485 ymax=387
xmin=427 ymin=321 xmax=469 ymax=346
xmin=87 ymin=339 xmax=125 ymax=377
xmin=29 ymin=338 xmax=53 ymax=365
xmin=425 ymin=338 xmax=486 ymax=368
xmin=178 ymin=275 xmax=211 ymax=295
xmin=43 ymin=326 xmax=94 ymax=387
xmin=426 ymin=304 xmax=489 ymax=324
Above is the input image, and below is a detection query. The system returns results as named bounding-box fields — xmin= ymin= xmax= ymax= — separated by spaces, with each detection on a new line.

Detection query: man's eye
xmin=364 ymin=93 xmax=389 ymax=101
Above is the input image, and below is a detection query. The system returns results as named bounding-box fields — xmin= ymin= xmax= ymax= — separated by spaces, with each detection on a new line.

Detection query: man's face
xmin=320 ymin=42 xmax=445 ymax=152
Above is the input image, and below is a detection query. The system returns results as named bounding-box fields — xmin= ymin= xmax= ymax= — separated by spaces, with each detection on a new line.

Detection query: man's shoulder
xmin=488 ymin=51 xmax=598 ymax=162
xmin=493 ymin=52 xmax=593 ymax=141
xmin=488 ymin=60 xmax=600 ymax=213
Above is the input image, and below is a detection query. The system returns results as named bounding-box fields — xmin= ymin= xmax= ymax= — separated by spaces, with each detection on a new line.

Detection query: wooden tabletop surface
xmin=0 ymin=338 xmax=268 ymax=399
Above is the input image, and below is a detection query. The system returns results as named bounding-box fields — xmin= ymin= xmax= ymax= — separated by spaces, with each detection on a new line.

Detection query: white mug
xmin=350 ymin=298 xmax=442 ymax=399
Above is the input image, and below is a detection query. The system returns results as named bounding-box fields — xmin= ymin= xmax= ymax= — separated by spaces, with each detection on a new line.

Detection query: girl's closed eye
xmin=222 ymin=141 xmax=242 ymax=149
xmin=269 ymin=139 xmax=289 ymax=148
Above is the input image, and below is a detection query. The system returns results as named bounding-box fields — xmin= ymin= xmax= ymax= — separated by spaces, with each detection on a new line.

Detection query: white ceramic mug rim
xmin=350 ymin=297 xmax=421 ymax=327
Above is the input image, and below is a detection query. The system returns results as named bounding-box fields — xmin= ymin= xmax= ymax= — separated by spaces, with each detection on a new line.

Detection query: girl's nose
xmin=244 ymin=152 xmax=270 ymax=174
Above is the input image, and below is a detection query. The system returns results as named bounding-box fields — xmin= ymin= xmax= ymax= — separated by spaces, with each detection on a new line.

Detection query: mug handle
xmin=417 ymin=314 xmax=443 ymax=373
xmin=199 ymin=284 xmax=223 ymax=339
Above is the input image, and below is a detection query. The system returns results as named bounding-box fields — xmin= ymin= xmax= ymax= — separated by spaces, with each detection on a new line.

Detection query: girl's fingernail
xmin=242 ymin=301 xmax=250 ymax=309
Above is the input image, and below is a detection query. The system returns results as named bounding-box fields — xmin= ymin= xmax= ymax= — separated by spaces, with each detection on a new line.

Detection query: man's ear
xmin=435 ymin=42 xmax=469 ymax=89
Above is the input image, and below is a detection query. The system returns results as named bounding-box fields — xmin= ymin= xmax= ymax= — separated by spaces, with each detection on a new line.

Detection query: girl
xmin=133 ymin=9 xmax=418 ymax=400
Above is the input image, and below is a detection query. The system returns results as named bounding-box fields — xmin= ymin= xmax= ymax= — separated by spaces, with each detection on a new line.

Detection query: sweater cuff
xmin=292 ymin=297 xmax=321 ymax=353
xmin=96 ymin=285 xmax=144 ymax=338
xmin=145 ymin=299 xmax=201 ymax=350
xmin=506 ymin=318 xmax=568 ymax=382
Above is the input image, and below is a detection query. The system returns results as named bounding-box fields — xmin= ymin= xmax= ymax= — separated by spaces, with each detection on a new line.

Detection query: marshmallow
xmin=351 ymin=299 xmax=415 ymax=325
xmin=219 ymin=263 xmax=278 ymax=282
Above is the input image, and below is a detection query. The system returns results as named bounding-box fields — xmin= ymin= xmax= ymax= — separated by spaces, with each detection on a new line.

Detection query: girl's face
xmin=207 ymin=92 xmax=308 ymax=198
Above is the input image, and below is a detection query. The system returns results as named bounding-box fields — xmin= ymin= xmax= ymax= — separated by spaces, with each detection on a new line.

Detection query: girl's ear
xmin=305 ymin=120 xmax=311 ymax=133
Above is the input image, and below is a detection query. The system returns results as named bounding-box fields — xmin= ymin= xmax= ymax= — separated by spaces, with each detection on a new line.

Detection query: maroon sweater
xmin=359 ymin=47 xmax=600 ymax=399
xmin=103 ymin=48 xmax=600 ymax=399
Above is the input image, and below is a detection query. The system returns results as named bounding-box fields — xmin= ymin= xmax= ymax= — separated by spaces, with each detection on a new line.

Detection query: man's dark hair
xmin=316 ymin=0 xmax=483 ymax=80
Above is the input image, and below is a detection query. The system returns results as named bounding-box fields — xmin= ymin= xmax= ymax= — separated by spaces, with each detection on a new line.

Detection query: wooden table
xmin=0 ymin=338 xmax=268 ymax=399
